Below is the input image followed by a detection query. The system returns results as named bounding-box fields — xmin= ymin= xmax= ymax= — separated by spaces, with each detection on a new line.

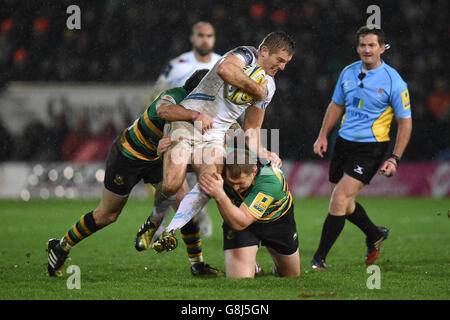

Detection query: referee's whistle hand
xmin=379 ymin=161 xmax=396 ymax=178
xmin=313 ymin=137 xmax=327 ymax=158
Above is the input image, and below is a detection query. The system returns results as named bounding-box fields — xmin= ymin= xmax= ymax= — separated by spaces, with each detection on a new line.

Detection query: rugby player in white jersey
xmin=152 ymin=22 xmax=222 ymax=96
xmin=153 ymin=31 xmax=295 ymax=247
xmin=134 ymin=22 xmax=222 ymax=276
xmin=151 ymin=22 xmax=221 ymax=238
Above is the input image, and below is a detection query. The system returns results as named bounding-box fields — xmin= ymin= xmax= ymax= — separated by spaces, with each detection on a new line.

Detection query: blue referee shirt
xmin=332 ymin=60 xmax=411 ymax=142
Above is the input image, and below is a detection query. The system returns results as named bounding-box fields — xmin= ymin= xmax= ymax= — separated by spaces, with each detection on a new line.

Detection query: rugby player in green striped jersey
xmin=198 ymin=148 xmax=300 ymax=278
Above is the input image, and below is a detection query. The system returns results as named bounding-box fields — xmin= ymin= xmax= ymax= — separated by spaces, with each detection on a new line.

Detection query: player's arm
xmin=198 ymin=173 xmax=257 ymax=230
xmin=216 ymin=55 xmax=267 ymax=101
xmin=379 ymin=82 xmax=413 ymax=177
xmin=157 ymin=102 xmax=213 ymax=134
xmin=313 ymin=101 xmax=345 ymax=158
xmin=392 ymin=117 xmax=412 ymax=159
xmin=157 ymin=102 xmax=201 ymax=121
xmin=379 ymin=116 xmax=412 ymax=177
xmin=242 ymin=106 xmax=282 ymax=167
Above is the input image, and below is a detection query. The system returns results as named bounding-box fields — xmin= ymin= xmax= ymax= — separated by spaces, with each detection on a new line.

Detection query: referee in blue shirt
xmin=311 ymin=26 xmax=413 ymax=270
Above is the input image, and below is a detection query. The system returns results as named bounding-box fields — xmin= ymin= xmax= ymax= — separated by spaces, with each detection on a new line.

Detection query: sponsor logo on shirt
xmin=161 ymin=95 xmax=176 ymax=104
xmin=249 ymin=192 xmax=273 ymax=217
xmin=401 ymin=89 xmax=411 ymax=110
xmin=353 ymin=97 xmax=364 ymax=109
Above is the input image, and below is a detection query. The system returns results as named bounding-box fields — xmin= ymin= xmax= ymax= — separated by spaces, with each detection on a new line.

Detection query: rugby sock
xmin=59 ymin=211 xmax=102 ymax=252
xmin=313 ymin=214 xmax=346 ymax=261
xmin=181 ymin=219 xmax=204 ymax=265
xmin=346 ymin=202 xmax=382 ymax=242
xmin=166 ymin=183 xmax=210 ymax=232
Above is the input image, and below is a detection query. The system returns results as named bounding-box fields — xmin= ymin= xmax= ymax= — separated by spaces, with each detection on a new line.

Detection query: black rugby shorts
xmin=222 ymin=206 xmax=299 ymax=256
xmin=329 ymin=136 xmax=388 ymax=185
xmin=103 ymin=138 xmax=163 ymax=196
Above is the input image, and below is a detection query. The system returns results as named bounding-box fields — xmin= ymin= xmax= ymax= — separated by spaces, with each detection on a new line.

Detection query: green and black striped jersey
xmin=118 ymin=87 xmax=188 ymax=161
xmin=223 ymin=164 xmax=293 ymax=223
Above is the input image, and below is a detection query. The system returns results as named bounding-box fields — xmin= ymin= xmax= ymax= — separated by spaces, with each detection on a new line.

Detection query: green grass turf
xmin=0 ymin=197 xmax=449 ymax=300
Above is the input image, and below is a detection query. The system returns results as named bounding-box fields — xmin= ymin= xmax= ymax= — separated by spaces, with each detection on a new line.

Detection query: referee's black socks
xmin=313 ymin=214 xmax=346 ymax=261
xmin=346 ymin=202 xmax=382 ymax=242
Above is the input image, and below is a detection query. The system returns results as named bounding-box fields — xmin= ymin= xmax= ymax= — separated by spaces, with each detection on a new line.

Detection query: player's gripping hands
xmin=259 ymin=148 xmax=282 ymax=168
xmin=191 ymin=111 xmax=214 ymax=134
xmin=157 ymin=136 xmax=173 ymax=156
xmin=198 ymin=172 xmax=227 ymax=201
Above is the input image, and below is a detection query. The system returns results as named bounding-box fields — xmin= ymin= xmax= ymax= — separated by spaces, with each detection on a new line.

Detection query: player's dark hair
xmin=225 ymin=149 xmax=257 ymax=179
xmin=183 ymin=69 xmax=209 ymax=94
xmin=356 ymin=26 xmax=386 ymax=46
xmin=258 ymin=31 xmax=295 ymax=56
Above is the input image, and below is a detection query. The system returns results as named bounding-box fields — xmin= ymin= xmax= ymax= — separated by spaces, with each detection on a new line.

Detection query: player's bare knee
xmin=226 ymin=268 xmax=255 ymax=278
xmin=162 ymin=180 xmax=182 ymax=196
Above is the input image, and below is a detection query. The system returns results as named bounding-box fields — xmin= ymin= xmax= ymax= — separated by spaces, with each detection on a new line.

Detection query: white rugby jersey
xmin=156 ymin=51 xmax=222 ymax=89
xmin=180 ymin=46 xmax=276 ymax=135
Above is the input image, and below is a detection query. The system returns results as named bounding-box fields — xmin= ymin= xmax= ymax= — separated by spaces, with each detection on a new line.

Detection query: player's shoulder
xmin=159 ymin=87 xmax=188 ymax=104
xmin=341 ymin=61 xmax=361 ymax=75
xmin=251 ymin=167 xmax=284 ymax=200
xmin=169 ymin=51 xmax=195 ymax=65
xmin=211 ymin=52 xmax=222 ymax=61
xmin=380 ymin=61 xmax=406 ymax=84
xmin=265 ymin=74 xmax=276 ymax=96
xmin=266 ymin=74 xmax=275 ymax=88
xmin=255 ymin=165 xmax=284 ymax=187
xmin=226 ymin=46 xmax=257 ymax=65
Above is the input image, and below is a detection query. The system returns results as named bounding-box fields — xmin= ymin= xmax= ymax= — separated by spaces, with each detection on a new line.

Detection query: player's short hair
xmin=183 ymin=69 xmax=209 ymax=94
xmin=356 ymin=26 xmax=386 ymax=46
xmin=258 ymin=31 xmax=295 ymax=56
xmin=225 ymin=149 xmax=257 ymax=179
xmin=191 ymin=21 xmax=215 ymax=35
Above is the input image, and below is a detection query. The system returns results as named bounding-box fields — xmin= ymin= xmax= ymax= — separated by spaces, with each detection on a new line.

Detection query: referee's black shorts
xmin=329 ymin=136 xmax=388 ymax=185
xmin=103 ymin=137 xmax=163 ymax=196
xmin=222 ymin=206 xmax=299 ymax=256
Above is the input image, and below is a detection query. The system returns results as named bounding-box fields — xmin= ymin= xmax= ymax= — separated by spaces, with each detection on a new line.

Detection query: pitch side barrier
xmin=0 ymin=161 xmax=448 ymax=199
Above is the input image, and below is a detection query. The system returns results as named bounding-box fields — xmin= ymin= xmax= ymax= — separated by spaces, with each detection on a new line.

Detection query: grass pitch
xmin=0 ymin=197 xmax=449 ymax=300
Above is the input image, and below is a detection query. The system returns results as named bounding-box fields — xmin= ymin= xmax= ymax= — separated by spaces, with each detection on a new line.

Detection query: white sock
xmin=166 ymin=183 xmax=209 ymax=232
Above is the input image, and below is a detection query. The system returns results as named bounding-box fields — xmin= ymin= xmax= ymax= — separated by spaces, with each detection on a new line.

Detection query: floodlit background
xmin=0 ymin=0 xmax=449 ymax=199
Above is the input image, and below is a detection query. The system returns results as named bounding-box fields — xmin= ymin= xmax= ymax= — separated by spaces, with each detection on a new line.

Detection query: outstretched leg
xmin=47 ymin=188 xmax=128 ymax=277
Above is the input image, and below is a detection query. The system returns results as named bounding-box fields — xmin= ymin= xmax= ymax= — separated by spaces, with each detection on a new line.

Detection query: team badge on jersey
xmin=249 ymin=192 xmax=273 ymax=217
xmin=113 ymin=174 xmax=124 ymax=186
xmin=377 ymin=88 xmax=383 ymax=97
xmin=401 ymin=89 xmax=410 ymax=110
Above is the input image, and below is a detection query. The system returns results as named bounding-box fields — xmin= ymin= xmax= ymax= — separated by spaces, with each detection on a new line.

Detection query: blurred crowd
xmin=0 ymin=0 xmax=449 ymax=161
